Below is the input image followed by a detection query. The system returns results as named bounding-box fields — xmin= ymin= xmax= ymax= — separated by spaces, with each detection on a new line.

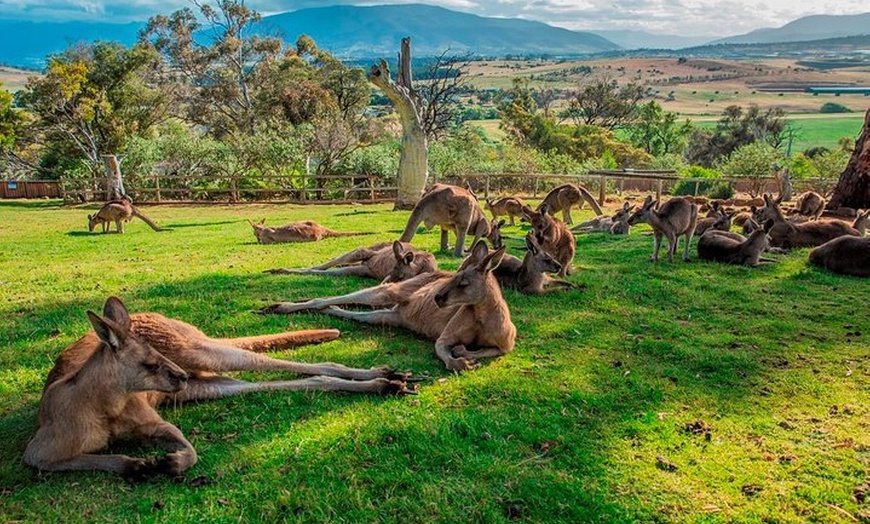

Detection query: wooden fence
xmin=0 ymin=180 xmax=62 ymax=199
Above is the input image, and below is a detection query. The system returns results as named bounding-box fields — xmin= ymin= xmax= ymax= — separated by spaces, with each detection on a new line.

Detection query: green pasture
xmin=0 ymin=200 xmax=868 ymax=523
xmin=692 ymin=114 xmax=865 ymax=153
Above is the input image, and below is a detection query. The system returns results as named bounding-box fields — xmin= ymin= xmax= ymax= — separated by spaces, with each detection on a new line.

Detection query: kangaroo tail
xmin=578 ymin=187 xmax=603 ymax=216
xmin=131 ymin=206 xmax=164 ymax=231
xmin=399 ymin=207 xmax=425 ymax=242
xmin=216 ymin=329 xmax=341 ymax=352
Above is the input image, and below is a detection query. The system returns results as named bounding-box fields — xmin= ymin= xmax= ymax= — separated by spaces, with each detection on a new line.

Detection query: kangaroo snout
xmin=434 ymin=292 xmax=448 ymax=308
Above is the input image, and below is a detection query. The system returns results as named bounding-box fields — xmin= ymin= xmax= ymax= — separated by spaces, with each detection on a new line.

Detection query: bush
xmin=670 ymin=165 xmax=722 ymax=196
xmin=707 ymin=181 xmax=735 ymax=199
xmin=820 ymin=102 xmax=852 ymax=114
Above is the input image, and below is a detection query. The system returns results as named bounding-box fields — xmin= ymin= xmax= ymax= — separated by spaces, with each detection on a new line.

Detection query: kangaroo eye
xmin=143 ymin=362 xmax=160 ymax=372
xmin=458 ymin=279 xmax=469 ymax=287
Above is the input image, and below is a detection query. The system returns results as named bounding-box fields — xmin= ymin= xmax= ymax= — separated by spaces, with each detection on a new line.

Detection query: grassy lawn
xmin=690 ymin=114 xmax=865 ymax=153
xmin=0 ymin=199 xmax=868 ymax=523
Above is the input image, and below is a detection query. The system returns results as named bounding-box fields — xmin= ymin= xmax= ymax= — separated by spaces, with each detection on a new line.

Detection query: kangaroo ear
xmin=479 ymin=245 xmax=507 ymax=273
xmin=87 ymin=310 xmax=126 ymax=351
xmin=402 ymin=251 xmax=415 ymax=265
xmin=468 ymin=239 xmax=489 ymax=265
xmin=102 ymin=296 xmax=131 ymax=334
xmin=497 ymin=219 xmax=506 ymax=228
xmin=525 ymin=232 xmax=539 ymax=254
xmin=775 ymin=195 xmax=783 ymax=205
xmin=623 ymin=201 xmax=631 ymax=211
xmin=521 ymin=205 xmax=535 ymax=219
xmin=539 ymin=203 xmax=550 ymax=216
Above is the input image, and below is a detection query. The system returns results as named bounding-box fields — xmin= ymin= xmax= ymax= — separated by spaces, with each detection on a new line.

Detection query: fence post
xmin=598 ymin=175 xmax=606 ymax=205
xmin=484 ymin=175 xmax=490 ymax=200
xmin=693 ymin=180 xmax=700 ymax=196
xmin=656 ymin=179 xmax=663 ymax=202
xmin=154 ymin=174 xmax=162 ymax=203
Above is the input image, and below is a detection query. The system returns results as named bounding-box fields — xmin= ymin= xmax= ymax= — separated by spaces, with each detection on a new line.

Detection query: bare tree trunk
xmin=369 ymin=38 xmax=428 ymax=210
xmin=103 ymin=155 xmax=126 ymax=201
xmin=828 ymin=108 xmax=870 ymax=210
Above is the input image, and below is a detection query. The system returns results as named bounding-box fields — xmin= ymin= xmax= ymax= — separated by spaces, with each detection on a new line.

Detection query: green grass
xmin=1 ymin=200 xmax=868 ymax=523
xmin=693 ymin=114 xmax=865 ymax=153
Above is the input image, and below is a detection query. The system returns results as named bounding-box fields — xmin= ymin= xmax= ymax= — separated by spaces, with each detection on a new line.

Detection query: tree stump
xmin=828 ymin=108 xmax=870 ymax=210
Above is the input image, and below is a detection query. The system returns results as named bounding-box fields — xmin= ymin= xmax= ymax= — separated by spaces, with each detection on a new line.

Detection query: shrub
xmin=820 ymin=102 xmax=852 ymax=114
xmin=670 ymin=165 xmax=722 ymax=196
xmin=707 ymin=181 xmax=735 ymax=199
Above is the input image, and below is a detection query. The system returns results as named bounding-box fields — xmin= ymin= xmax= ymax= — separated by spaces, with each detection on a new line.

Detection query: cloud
xmin=0 ymin=0 xmax=866 ymax=38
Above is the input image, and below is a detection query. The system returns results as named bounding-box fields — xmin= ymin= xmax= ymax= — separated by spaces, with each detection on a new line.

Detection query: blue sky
xmin=0 ymin=0 xmax=866 ymax=37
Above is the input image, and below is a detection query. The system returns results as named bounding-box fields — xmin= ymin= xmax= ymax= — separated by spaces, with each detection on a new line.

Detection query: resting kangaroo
xmin=695 ymin=206 xmax=735 ymax=236
xmin=88 ymin=198 xmax=163 ymax=233
xmin=522 ymin=204 xmax=575 ymax=277
xmin=250 ymin=219 xmax=365 ymax=244
xmin=628 ymin=196 xmax=699 ymax=262
xmin=494 ymin=232 xmax=576 ymax=294
xmin=795 ymin=191 xmax=826 ymax=220
xmin=485 ymin=196 xmax=526 ymax=226
xmin=25 ymin=297 xmax=413 ymax=481
xmin=571 ymin=202 xmax=633 ymax=235
xmin=261 ymin=241 xmax=516 ymax=372
xmin=400 ymin=184 xmax=489 ymax=257
xmin=809 ymin=236 xmax=870 ymax=277
xmin=264 ymin=241 xmax=437 ymax=283
xmin=758 ymin=194 xmax=859 ymax=248
xmin=697 ymin=220 xmax=777 ymax=267
xmin=537 ymin=183 xmax=604 ymax=225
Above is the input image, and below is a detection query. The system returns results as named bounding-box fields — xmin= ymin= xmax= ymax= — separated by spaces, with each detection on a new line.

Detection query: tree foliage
xmin=685 ymin=104 xmax=788 ymax=167
xmin=561 ymin=77 xmax=648 ymax=130
xmin=626 ymin=101 xmax=694 ymax=156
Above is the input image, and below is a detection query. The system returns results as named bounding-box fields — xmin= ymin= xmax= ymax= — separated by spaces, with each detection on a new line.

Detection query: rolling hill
xmin=713 ymin=12 xmax=870 ymax=44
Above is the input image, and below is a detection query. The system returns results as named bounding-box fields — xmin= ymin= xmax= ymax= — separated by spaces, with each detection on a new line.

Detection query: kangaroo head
xmin=487 ymin=219 xmax=506 ymax=249
xmin=383 ymin=241 xmax=423 ymax=284
xmin=760 ymin=194 xmax=783 ymax=222
xmin=522 ymin=205 xmax=557 ymax=240
xmin=249 ymin=218 xmax=269 ymax=242
xmin=613 ymin=202 xmax=634 ymax=223
xmin=434 ymin=241 xmax=505 ymax=308
xmin=627 ymin=196 xmax=656 ymax=226
xmin=87 ymin=297 xmax=188 ymax=394
xmin=525 ymin=232 xmax=561 ymax=275
xmin=87 ymin=214 xmax=97 ymax=232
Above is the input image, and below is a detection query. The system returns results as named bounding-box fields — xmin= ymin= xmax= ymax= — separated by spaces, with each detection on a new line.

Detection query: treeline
xmin=0 ymin=0 xmax=852 ymax=201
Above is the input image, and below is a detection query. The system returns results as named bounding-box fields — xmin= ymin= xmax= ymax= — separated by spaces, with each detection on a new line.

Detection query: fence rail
xmin=2 ymin=170 xmax=836 ymax=204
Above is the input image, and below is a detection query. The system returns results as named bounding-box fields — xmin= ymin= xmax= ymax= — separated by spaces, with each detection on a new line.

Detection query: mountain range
xmin=1 ymin=4 xmax=870 ymax=71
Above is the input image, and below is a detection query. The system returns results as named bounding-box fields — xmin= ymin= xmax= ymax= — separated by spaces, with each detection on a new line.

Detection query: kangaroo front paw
xmin=123 ymin=458 xmax=156 ymax=484
xmin=446 ymin=357 xmax=478 ymax=372
xmin=257 ymin=303 xmax=301 ymax=315
xmin=382 ymin=379 xmax=418 ymax=395
xmin=154 ymin=452 xmax=195 ymax=478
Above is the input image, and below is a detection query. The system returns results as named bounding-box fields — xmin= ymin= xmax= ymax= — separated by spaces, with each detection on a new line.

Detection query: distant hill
xmin=590 ymin=30 xmax=710 ymax=50
xmin=713 ymin=13 xmax=870 ymax=44
xmin=0 ymin=20 xmax=142 ymax=70
xmin=256 ymin=4 xmax=620 ymax=58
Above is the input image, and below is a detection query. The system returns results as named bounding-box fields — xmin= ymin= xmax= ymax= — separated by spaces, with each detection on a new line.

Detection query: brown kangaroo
xmin=695 ymin=206 xmax=735 ymax=236
xmin=400 ymin=184 xmax=489 ymax=257
xmin=697 ymin=220 xmax=777 ymax=267
xmin=487 ymin=218 xmax=506 ymax=249
xmin=809 ymin=236 xmax=870 ymax=277
xmin=795 ymin=191 xmax=826 ymax=220
xmin=250 ymin=219 xmax=366 ymax=244
xmin=485 ymin=196 xmax=526 ymax=226
xmin=264 ymin=241 xmax=437 ymax=283
xmin=851 ymin=209 xmax=869 ymax=236
xmin=522 ymin=204 xmax=575 ymax=277
xmin=88 ymin=198 xmax=163 ymax=233
xmin=25 ymin=297 xmax=413 ymax=481
xmin=571 ymin=202 xmax=633 ymax=235
xmin=537 ymin=183 xmax=604 ymax=225
xmin=759 ymin=194 xmax=859 ymax=248
xmin=261 ymin=241 xmax=516 ymax=372
xmin=627 ymin=196 xmax=699 ymax=262
xmin=494 ymin=232 xmax=576 ymax=294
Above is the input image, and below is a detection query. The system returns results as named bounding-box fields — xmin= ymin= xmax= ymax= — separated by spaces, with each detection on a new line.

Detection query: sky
xmin=0 ymin=0 xmax=867 ymax=38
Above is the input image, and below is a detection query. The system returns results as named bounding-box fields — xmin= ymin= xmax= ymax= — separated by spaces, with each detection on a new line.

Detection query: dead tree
xmin=369 ymin=38 xmax=428 ymax=210
xmin=828 ymin=108 xmax=870 ymax=210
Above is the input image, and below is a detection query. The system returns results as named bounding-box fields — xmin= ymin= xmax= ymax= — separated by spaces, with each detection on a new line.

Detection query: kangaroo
xmin=494 ymin=232 xmax=576 ymax=295
xmin=264 ymin=241 xmax=437 ymax=283
xmin=521 ymin=204 xmax=575 ymax=277
xmin=758 ymin=194 xmax=859 ymax=249
xmin=697 ymin=220 xmax=777 ymax=267
xmin=695 ymin=207 xmax=735 ymax=236
xmin=571 ymin=202 xmax=633 ymax=235
xmin=88 ymin=198 xmax=163 ymax=233
xmin=485 ymin=196 xmax=526 ymax=226
xmin=261 ymin=241 xmax=516 ymax=372
xmin=808 ymin=236 xmax=870 ymax=277
xmin=400 ymin=183 xmax=489 ymax=257
xmin=488 ymin=218 xmax=506 ymax=249
xmin=627 ymin=196 xmax=699 ymax=262
xmin=537 ymin=183 xmax=603 ymax=225
xmin=795 ymin=191 xmax=826 ymax=220
xmin=250 ymin=219 xmax=366 ymax=244
xmin=851 ymin=209 xmax=869 ymax=236
xmin=25 ymin=297 xmax=413 ymax=481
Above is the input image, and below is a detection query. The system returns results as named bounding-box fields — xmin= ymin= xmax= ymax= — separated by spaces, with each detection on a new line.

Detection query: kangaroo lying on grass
xmin=758 ymin=194 xmax=860 ymax=248
xmin=522 ymin=204 xmax=575 ymax=277
xmin=494 ymin=232 xmax=577 ymax=294
xmin=627 ymin=196 xmax=699 ymax=262
xmin=697 ymin=220 xmax=777 ymax=267
xmin=695 ymin=206 xmax=735 ymax=236
xmin=264 ymin=241 xmax=437 ymax=283
xmin=794 ymin=191 xmax=826 ymax=220
xmin=400 ymin=184 xmax=489 ymax=257
xmin=571 ymin=202 xmax=633 ymax=235
xmin=537 ymin=183 xmax=603 ymax=225
xmin=485 ymin=196 xmax=526 ymax=226
xmin=809 ymin=236 xmax=870 ymax=277
xmin=250 ymin=219 xmax=365 ymax=244
xmin=88 ymin=198 xmax=163 ymax=233
xmin=261 ymin=241 xmax=516 ymax=372
xmin=25 ymin=297 xmax=413 ymax=481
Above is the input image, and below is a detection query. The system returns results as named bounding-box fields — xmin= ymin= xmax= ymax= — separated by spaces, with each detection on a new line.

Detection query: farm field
xmin=0 ymin=199 xmax=868 ymax=523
